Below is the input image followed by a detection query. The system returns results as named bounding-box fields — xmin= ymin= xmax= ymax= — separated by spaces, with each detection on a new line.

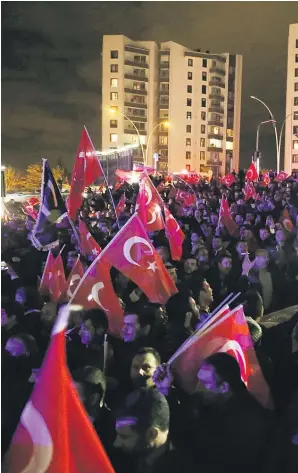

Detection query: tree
xmin=4 ymin=166 xmax=26 ymax=192
xmin=25 ymin=164 xmax=43 ymax=191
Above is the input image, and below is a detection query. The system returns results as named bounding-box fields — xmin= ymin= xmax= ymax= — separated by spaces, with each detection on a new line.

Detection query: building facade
xmin=102 ymin=35 xmax=242 ymax=175
xmin=285 ymin=23 xmax=298 ymax=174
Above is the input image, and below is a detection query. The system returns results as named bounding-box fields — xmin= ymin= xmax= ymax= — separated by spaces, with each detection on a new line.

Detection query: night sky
xmin=2 ymin=1 xmax=298 ymax=171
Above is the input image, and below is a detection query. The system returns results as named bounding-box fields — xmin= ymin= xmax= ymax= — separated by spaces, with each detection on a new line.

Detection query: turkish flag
xmin=48 ymin=255 xmax=67 ymax=302
xmin=3 ymin=307 xmax=115 ymax=473
xmin=99 ymin=214 xmax=178 ymax=305
xmin=115 ymin=169 xmax=143 ymax=185
xmin=164 ymin=206 xmax=185 ymax=261
xmin=133 ymin=163 xmax=155 ymax=174
xmin=136 ymin=177 xmax=164 ymax=232
xmin=244 ymin=181 xmax=257 ymax=201
xmin=187 ymin=172 xmax=201 ymax=185
xmin=275 ymin=171 xmax=288 ymax=182
xmin=171 ymin=305 xmax=274 ymax=409
xmin=39 ymin=252 xmax=56 ymax=296
xmin=279 ymin=208 xmax=294 ymax=232
xmin=221 ymin=173 xmax=236 ymax=187
xmin=70 ymin=257 xmax=124 ymax=338
xmin=115 ymin=194 xmax=126 ymax=217
xmin=219 ymin=196 xmax=239 ymax=238
xmin=245 ymin=163 xmax=258 ymax=182
xmin=61 ymin=257 xmax=85 ymax=303
xmin=68 ymin=127 xmax=103 ymax=220
xmin=262 ymin=172 xmax=270 ymax=187
xmin=176 ymin=190 xmax=196 ymax=207
xmin=79 ymin=219 xmax=102 ymax=260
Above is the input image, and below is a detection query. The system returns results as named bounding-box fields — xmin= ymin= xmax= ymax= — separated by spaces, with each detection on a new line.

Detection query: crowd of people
xmin=2 ymin=168 xmax=298 ymax=472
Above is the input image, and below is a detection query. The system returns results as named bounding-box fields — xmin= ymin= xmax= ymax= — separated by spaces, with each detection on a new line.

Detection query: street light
xmin=109 ymin=108 xmax=145 ymax=164
xmin=250 ymin=96 xmax=280 ymax=172
xmin=254 ymin=119 xmax=276 ymax=173
xmin=145 ymin=121 xmax=170 ymax=167
xmin=278 ymin=112 xmax=295 ymax=174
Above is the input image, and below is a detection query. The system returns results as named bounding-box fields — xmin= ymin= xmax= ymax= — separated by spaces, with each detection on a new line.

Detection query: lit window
xmin=202 ymin=85 xmax=207 ymax=94
xmin=211 ymin=126 xmax=220 ymax=135
xmin=111 ymin=50 xmax=118 ymax=59
xmin=294 ymin=112 xmax=298 ymax=120
xmin=186 ymin=125 xmax=191 ymax=133
xmin=201 ymin=98 xmax=206 ymax=107
xmin=188 ymin=72 xmax=193 ymax=80
xmin=201 ymin=125 xmax=206 ymax=134
xmin=202 ymin=71 xmax=207 ymax=81
xmin=159 ymin=136 xmax=168 ymax=145
xmin=187 ymin=85 xmax=192 ymax=93
xmin=140 ymin=135 xmax=146 ymax=145
xmin=186 ymin=151 xmax=191 ymax=160
xmin=227 ymin=129 xmax=233 ymax=137
xmin=110 ymin=92 xmax=118 ymax=100
xmin=187 ymin=98 xmax=192 ymax=106
xmin=209 ymin=138 xmax=222 ymax=148
xmin=201 ymin=112 xmax=206 ymax=121
xmin=200 ymin=151 xmax=205 ymax=160
xmin=186 ymin=138 xmax=191 ymax=146
xmin=110 ymin=106 xmax=118 ymax=113
xmin=200 ymin=138 xmax=205 ymax=147
xmin=186 ymin=165 xmax=191 ymax=171
xmin=226 ymin=141 xmax=233 ymax=150
xmin=188 ymin=59 xmax=193 ymax=67
xmin=110 ymin=120 xmax=118 ymax=128
xmin=187 ymin=112 xmax=192 ymax=120
xmin=110 ymin=134 xmax=118 ymax=143
xmin=110 ymin=78 xmax=118 ymax=87
xmin=293 ymin=140 xmax=298 ymax=150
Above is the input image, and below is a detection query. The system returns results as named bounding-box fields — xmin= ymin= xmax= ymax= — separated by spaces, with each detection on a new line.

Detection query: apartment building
xmin=285 ymin=23 xmax=298 ymax=174
xmin=102 ymin=35 xmax=242 ymax=175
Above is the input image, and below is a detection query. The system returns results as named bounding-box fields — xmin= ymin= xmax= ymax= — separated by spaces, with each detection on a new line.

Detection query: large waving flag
xmin=171 ymin=305 xmax=274 ymax=409
xmin=245 ymin=163 xmax=258 ymax=182
xmin=164 ymin=206 xmax=185 ymax=261
xmin=136 ymin=176 xmax=164 ymax=232
xmin=78 ymin=219 xmax=102 ymax=260
xmin=3 ymin=306 xmax=115 ymax=473
xmin=30 ymin=160 xmax=67 ymax=251
xmin=61 ymin=256 xmax=85 ymax=303
xmin=221 ymin=173 xmax=236 ymax=187
xmin=68 ymin=127 xmax=104 ymax=220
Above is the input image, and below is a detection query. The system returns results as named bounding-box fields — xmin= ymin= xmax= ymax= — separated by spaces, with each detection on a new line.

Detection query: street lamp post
xmin=254 ymin=119 xmax=276 ymax=173
xmin=145 ymin=121 xmax=170 ymax=167
xmin=250 ymin=96 xmax=280 ymax=173
xmin=278 ymin=112 xmax=295 ymax=174
xmin=109 ymin=108 xmax=145 ymax=164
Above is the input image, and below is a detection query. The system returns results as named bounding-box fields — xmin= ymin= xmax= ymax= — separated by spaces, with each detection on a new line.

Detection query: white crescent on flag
xmin=90 ymin=282 xmax=109 ymax=311
xmin=123 ymin=237 xmax=153 ymax=266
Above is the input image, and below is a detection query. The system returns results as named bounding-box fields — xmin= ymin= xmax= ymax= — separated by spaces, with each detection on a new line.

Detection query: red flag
xmin=23 ymin=197 xmax=40 ymax=221
xmin=221 ymin=173 xmax=236 ymax=187
xmin=48 ymin=255 xmax=67 ymax=302
xmin=262 ymin=172 xmax=270 ymax=187
xmin=133 ymin=163 xmax=155 ymax=174
xmin=70 ymin=257 xmax=124 ymax=337
xmin=244 ymin=181 xmax=257 ymax=201
xmin=61 ymin=257 xmax=85 ymax=302
xmin=115 ymin=194 xmax=126 ymax=217
xmin=79 ymin=219 xmax=102 ymax=260
xmin=115 ymin=169 xmax=143 ymax=185
xmin=176 ymin=190 xmax=196 ymax=206
xmin=96 ymin=214 xmax=177 ymax=305
xmin=187 ymin=172 xmax=201 ymax=185
xmin=245 ymin=163 xmax=258 ymax=182
xmin=164 ymin=206 xmax=185 ymax=261
xmin=172 ymin=305 xmax=274 ymax=409
xmin=279 ymin=208 xmax=294 ymax=232
xmin=136 ymin=177 xmax=164 ymax=232
xmin=68 ymin=127 xmax=103 ymax=220
xmin=39 ymin=252 xmax=56 ymax=295
xmin=4 ymin=306 xmax=115 ymax=473
xmin=275 ymin=171 xmax=288 ymax=182
xmin=219 ymin=196 xmax=240 ymax=238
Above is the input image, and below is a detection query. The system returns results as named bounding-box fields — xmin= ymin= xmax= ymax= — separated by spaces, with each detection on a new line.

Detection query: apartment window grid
xmin=187 ymin=111 xmax=192 ymax=120
xmin=186 ymin=138 xmax=191 ymax=146
xmin=187 ymin=98 xmax=192 ymax=106
xmin=295 ymin=83 xmax=298 ymax=92
xmin=294 ymin=112 xmax=298 ymax=120
xmin=186 ymin=125 xmax=191 ymax=133
xmin=202 ymin=71 xmax=207 ymax=81
xmin=110 ymin=133 xmax=118 ymax=142
xmin=200 ymin=151 xmax=205 ymax=160
xmin=110 ymin=64 xmax=118 ymax=73
xmin=111 ymin=50 xmax=118 ymax=59
xmin=186 ymin=151 xmax=191 ymax=160
xmin=188 ymin=59 xmax=193 ymax=67
xmin=201 ymin=98 xmax=206 ymax=107
xmin=201 ymin=111 xmax=206 ymax=121
xmin=296 ymin=39 xmax=298 ymax=48
xmin=110 ymin=120 xmax=118 ymax=128
xmin=296 ymin=54 xmax=298 ymax=62
xmin=200 ymin=138 xmax=205 ymax=147
xmin=201 ymin=125 xmax=206 ymax=134
xmin=295 ymin=68 xmax=298 ymax=77
xmin=202 ymin=58 xmax=207 ymax=68
xmin=294 ymin=126 xmax=298 ymax=135
xmin=294 ymin=97 xmax=298 ymax=106
xmin=133 ymin=82 xmax=146 ymax=90
xmin=110 ymin=92 xmax=118 ymax=101
xmin=202 ymin=85 xmax=207 ymax=95
xmin=187 ymin=85 xmax=192 ymax=93
xmin=188 ymin=72 xmax=193 ymax=80
xmin=293 ymin=154 xmax=298 ymax=163
xmin=293 ymin=140 xmax=298 ymax=150
xmin=110 ymin=78 xmax=118 ymax=87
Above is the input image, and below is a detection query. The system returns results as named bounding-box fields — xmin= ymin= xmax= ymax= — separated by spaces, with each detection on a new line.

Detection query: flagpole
xmin=67 ymin=214 xmax=81 ymax=247
xmin=96 ymin=157 xmax=120 ymax=230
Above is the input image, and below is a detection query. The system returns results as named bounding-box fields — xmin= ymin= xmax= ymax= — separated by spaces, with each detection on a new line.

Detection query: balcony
xmin=208 ymin=133 xmax=223 ymax=140
xmin=209 ymin=106 xmax=224 ymax=114
xmin=124 ymin=128 xmax=147 ymax=136
xmin=124 ymin=59 xmax=149 ymax=69
xmin=124 ymin=73 xmax=148 ymax=82
xmin=125 ymin=115 xmax=147 ymax=123
xmin=124 ymin=46 xmax=149 ymax=55
xmin=160 ymin=74 xmax=169 ymax=82
xmin=207 ymin=146 xmax=223 ymax=152
xmin=159 ymin=89 xmax=169 ymax=95
xmin=226 ymin=136 xmax=233 ymax=142
xmin=207 ymin=160 xmax=223 ymax=166
xmin=209 ymin=67 xmax=225 ymax=75
xmin=124 ymin=101 xmax=147 ymax=109
xmin=158 ymin=144 xmax=168 ymax=149
xmin=208 ymin=120 xmax=224 ymax=127
xmin=160 ymin=102 xmax=169 ymax=109
xmin=160 ymin=61 xmax=170 ymax=68
xmin=209 ymin=79 xmax=225 ymax=88
xmin=209 ymin=94 xmax=224 ymax=102
xmin=158 ymin=130 xmax=169 ymax=136
xmin=124 ymin=87 xmax=147 ymax=96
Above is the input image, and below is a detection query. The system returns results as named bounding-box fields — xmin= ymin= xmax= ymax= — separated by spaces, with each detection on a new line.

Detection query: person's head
xmin=236 ymin=241 xmax=248 ymax=258
xmin=73 ymin=366 xmax=106 ymax=418
xmin=196 ymin=352 xmax=246 ymax=403
xmin=130 ymin=347 xmax=161 ymax=389
xmin=210 ymin=213 xmax=219 ymax=225
xmin=5 ymin=333 xmax=38 ymax=358
xmin=245 ymin=212 xmax=254 ymax=223
xmin=243 ymin=290 xmax=264 ymax=322
xmin=1 ymin=302 xmax=23 ymax=329
xmin=191 ymin=232 xmax=200 ymax=244
xmin=165 ymin=263 xmax=177 ymax=284
xmin=218 ymin=252 xmax=233 ymax=275
xmin=212 ymin=237 xmax=222 ymax=251
xmin=79 ymin=309 xmax=108 ymax=345
xmin=166 ymin=290 xmax=200 ymax=327
xmin=259 ymin=227 xmax=270 ymax=242
xmin=41 ymin=302 xmax=58 ymax=329
xmin=198 ymin=279 xmax=213 ymax=309
xmin=255 ymin=249 xmax=269 ymax=270
xmin=276 ymin=229 xmax=286 ymax=246
xmin=15 ymin=286 xmax=42 ymax=310
xmin=196 ymin=246 xmax=209 ymax=266
xmin=114 ymin=388 xmax=170 ymax=454
xmin=235 ymin=214 xmax=244 ymax=226
xmin=156 ymin=246 xmax=169 ymax=264
xmin=183 ymin=256 xmax=198 ymax=274
xmin=122 ymin=308 xmax=155 ymax=343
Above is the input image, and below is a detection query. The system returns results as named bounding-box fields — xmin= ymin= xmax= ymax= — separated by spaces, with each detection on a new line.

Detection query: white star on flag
xmin=147 ymin=261 xmax=157 ymax=272
xmin=92 ymin=248 xmax=99 ymax=255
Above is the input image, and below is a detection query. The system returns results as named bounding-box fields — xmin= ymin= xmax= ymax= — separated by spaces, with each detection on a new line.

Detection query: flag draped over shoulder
xmin=3 ymin=306 xmax=115 ymax=473
xmin=30 ymin=160 xmax=67 ymax=251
